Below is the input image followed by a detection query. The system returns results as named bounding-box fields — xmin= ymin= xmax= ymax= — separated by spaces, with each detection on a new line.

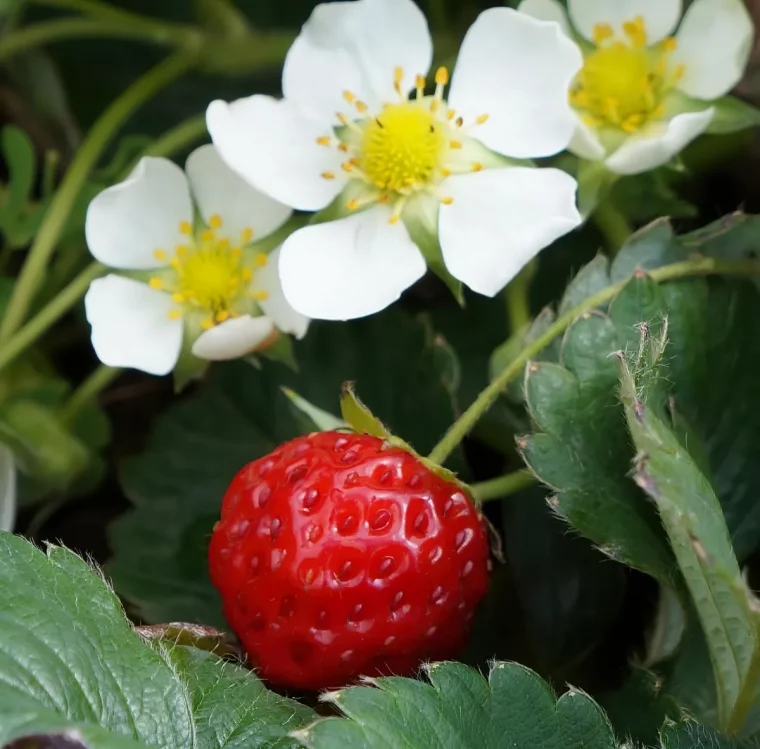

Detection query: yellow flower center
xmin=149 ymin=216 xmax=268 ymax=329
xmin=569 ymin=16 xmax=685 ymax=133
xmin=316 ymin=67 xmax=490 ymax=223
xmin=360 ymin=103 xmax=445 ymax=192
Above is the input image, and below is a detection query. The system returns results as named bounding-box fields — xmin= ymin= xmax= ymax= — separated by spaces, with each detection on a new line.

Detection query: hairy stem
xmin=0 ymin=52 xmax=196 ymax=344
xmin=428 ymin=257 xmax=760 ymax=466
xmin=61 ymin=364 xmax=121 ymax=423
xmin=470 ymin=470 xmax=536 ymax=502
xmin=594 ymin=198 xmax=633 ymax=255
xmin=0 ymin=262 xmax=105 ymax=374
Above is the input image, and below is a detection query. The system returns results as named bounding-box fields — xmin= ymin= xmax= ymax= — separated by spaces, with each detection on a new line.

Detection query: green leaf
xmin=282 ymin=388 xmax=346 ymax=432
xmin=110 ymin=310 xmax=461 ymax=625
xmin=339 ymin=382 xmax=391 ymax=438
xmin=706 ymin=96 xmax=760 ymax=135
xmin=659 ymin=719 xmax=746 ymax=749
xmin=619 ymin=330 xmax=760 ymax=733
xmin=293 ymin=661 xmax=617 ymax=749
xmin=0 ymin=125 xmax=36 ymax=244
xmin=0 ymin=532 xmax=313 ymax=747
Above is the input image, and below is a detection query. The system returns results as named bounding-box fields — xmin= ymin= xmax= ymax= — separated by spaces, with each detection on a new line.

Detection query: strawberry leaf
xmin=0 ymin=532 xmax=313 ymax=748
xmin=294 ymin=661 xmax=618 ymax=749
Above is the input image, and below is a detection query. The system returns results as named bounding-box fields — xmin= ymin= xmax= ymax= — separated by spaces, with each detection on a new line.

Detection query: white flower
xmin=519 ymin=0 xmax=754 ymax=175
xmin=207 ymin=0 xmax=584 ymax=320
xmin=84 ymin=145 xmax=309 ymax=376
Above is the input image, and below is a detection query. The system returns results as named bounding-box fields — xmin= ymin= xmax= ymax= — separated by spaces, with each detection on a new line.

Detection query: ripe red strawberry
xmin=208 ymin=430 xmax=490 ymax=690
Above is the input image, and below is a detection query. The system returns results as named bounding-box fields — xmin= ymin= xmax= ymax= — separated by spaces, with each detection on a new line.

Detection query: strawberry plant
xmin=4 ymin=0 xmax=760 ymax=746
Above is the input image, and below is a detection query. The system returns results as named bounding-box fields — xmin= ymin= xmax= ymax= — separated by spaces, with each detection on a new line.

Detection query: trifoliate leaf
xmin=0 ymin=532 xmax=313 ymax=748
xmin=292 ymin=661 xmax=617 ymax=749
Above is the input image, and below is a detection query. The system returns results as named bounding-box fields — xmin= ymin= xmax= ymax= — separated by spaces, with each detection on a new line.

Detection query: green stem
xmin=0 ymin=262 xmax=105 ymax=374
xmin=135 ymin=114 xmax=208 ymax=163
xmin=470 ymin=470 xmax=536 ymax=502
xmin=428 ymin=257 xmax=760 ymax=466
xmin=0 ymin=18 xmax=196 ymax=60
xmin=0 ymin=51 xmax=196 ymax=344
xmin=593 ymin=198 xmax=633 ymax=255
xmin=504 ymin=261 xmax=535 ymax=334
xmin=60 ymin=364 xmax=120 ymax=423
xmin=27 ymin=0 xmax=193 ymax=29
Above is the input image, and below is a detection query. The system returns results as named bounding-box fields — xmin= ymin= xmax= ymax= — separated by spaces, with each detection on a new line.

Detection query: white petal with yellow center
xmin=517 ymin=0 xmax=571 ymax=34
xmin=85 ymin=275 xmax=183 ymax=375
xmin=192 ymin=315 xmax=275 ymax=361
xmin=672 ymin=0 xmax=753 ymax=100
xmin=568 ymin=0 xmax=681 ymax=45
xmin=185 ymin=144 xmax=292 ymax=242
xmin=206 ymin=95 xmax=345 ymax=212
xmin=250 ymin=246 xmax=310 ymax=339
xmin=279 ymin=205 xmax=426 ymax=320
xmin=85 ymin=158 xmax=192 ymax=270
xmin=605 ymin=108 xmax=714 ymax=175
xmin=439 ymin=167 xmax=581 ymax=297
xmin=448 ymin=8 xmax=582 ymax=159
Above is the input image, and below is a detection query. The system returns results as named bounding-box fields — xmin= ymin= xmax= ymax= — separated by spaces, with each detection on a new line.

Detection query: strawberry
xmin=208 ymin=430 xmax=490 ymax=690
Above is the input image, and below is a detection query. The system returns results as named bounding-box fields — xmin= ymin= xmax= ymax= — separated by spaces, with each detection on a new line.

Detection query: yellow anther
xmin=343 ymin=90 xmax=356 ymax=104
xmin=337 ymin=113 xmax=350 ymax=126
xmin=176 ymin=245 xmax=189 ymax=257
xmin=241 ymin=228 xmax=254 ymax=244
xmin=450 ymin=140 xmax=462 ymax=149
xmin=253 ymin=290 xmax=270 ymax=301
xmin=179 ymin=221 xmax=193 ymax=235
xmin=430 ymin=99 xmax=440 ymax=113
xmin=416 ymin=74 xmax=426 ymax=98
xmin=355 ymin=101 xmax=368 ymax=113
xmin=663 ymin=37 xmax=677 ymax=52
xmin=153 ymin=249 xmax=167 ymax=262
xmin=435 ymin=67 xmax=449 ymax=86
xmin=342 ymin=161 xmax=355 ymax=172
xmin=440 ymin=168 xmax=452 ymax=177
xmin=168 ymin=310 xmax=182 ymax=320
xmin=316 ymin=136 xmax=332 ymax=146
xmin=216 ymin=310 xmax=231 ymax=323
xmin=209 ymin=214 xmax=223 ymax=229
xmin=346 ymin=199 xmax=361 ymax=211
xmin=623 ymin=16 xmax=647 ymax=47
xmin=441 ymin=196 xmax=454 ymax=205
xmin=592 ymin=23 xmax=613 ymax=45
xmin=476 ymin=114 xmax=489 ymax=125
xmin=394 ymin=66 xmax=404 ymax=94
xmin=242 ymin=268 xmax=253 ymax=282
xmin=338 ymin=142 xmax=350 ymax=153
xmin=201 ymin=318 xmax=214 ymax=330
xmin=322 ymin=171 xmax=336 ymax=180
xmin=200 ymin=229 xmax=215 ymax=243
xmin=455 ymin=116 xmax=464 ymax=128
xmin=149 ymin=277 xmax=163 ymax=290
xmin=472 ymin=163 xmax=484 ymax=172
xmin=254 ymin=253 xmax=268 ymax=267
xmin=388 ymin=214 xmax=401 ymax=225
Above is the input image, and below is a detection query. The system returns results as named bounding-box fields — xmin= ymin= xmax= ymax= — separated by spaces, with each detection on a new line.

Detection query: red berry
xmin=208 ymin=431 xmax=490 ymax=690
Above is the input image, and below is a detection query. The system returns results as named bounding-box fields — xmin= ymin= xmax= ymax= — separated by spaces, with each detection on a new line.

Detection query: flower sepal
xmin=705 ymin=96 xmax=760 ymax=136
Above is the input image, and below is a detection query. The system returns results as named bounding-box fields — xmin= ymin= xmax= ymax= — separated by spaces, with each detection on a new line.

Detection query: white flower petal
xmin=85 ymin=158 xmax=191 ymax=270
xmin=673 ymin=0 xmax=753 ymax=100
xmin=283 ymin=35 xmax=365 ymax=121
xmin=448 ymin=8 xmax=582 ymax=159
xmin=0 ymin=444 xmax=16 ymax=532
xmin=279 ymin=205 xmax=426 ymax=320
xmin=605 ymin=108 xmax=714 ymax=175
xmin=185 ymin=144 xmax=292 ymax=243
xmin=568 ymin=0 xmax=682 ymax=44
xmin=439 ymin=167 xmax=582 ymax=297
xmin=569 ymin=117 xmax=606 ymax=160
xmin=192 ymin=316 xmax=275 ymax=360
xmin=517 ymin=0 xmax=571 ymax=35
xmin=206 ymin=95 xmax=345 ymax=212
xmin=289 ymin=0 xmax=432 ymax=107
xmin=252 ymin=246 xmax=310 ymax=339
xmin=84 ymin=275 xmax=182 ymax=375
